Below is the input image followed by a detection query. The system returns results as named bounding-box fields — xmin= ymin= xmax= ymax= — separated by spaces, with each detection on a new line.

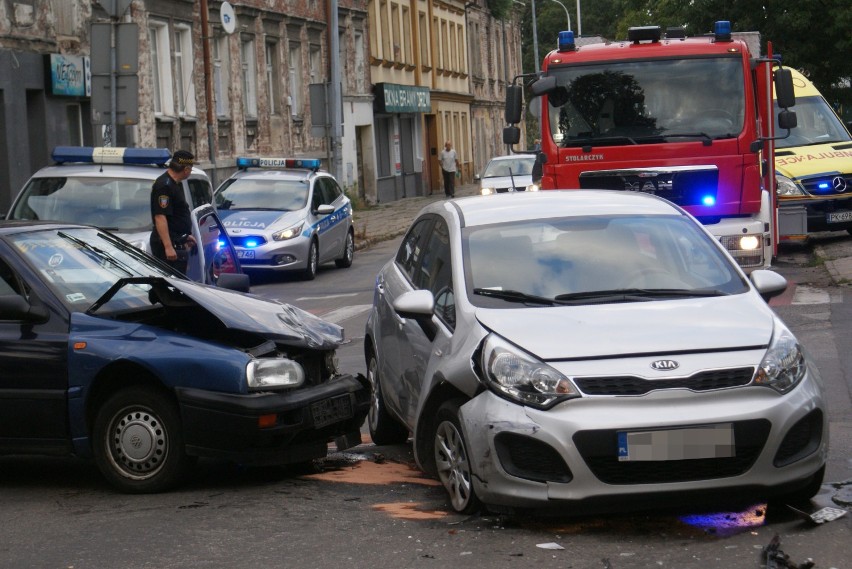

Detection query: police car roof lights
xmin=236 ymin=157 xmax=322 ymax=171
xmin=52 ymin=146 xmax=172 ymax=166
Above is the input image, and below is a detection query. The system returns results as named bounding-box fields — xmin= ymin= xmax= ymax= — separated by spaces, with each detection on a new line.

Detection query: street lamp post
xmin=548 ymin=0 xmax=571 ymax=32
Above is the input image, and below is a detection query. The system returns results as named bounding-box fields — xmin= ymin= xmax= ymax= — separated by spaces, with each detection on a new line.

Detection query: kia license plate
xmin=237 ymin=249 xmax=255 ymax=259
xmin=617 ymin=424 xmax=734 ymax=461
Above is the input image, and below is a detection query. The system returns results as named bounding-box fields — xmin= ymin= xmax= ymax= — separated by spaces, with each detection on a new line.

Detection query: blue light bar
xmin=714 ymin=20 xmax=732 ymax=42
xmin=52 ymin=146 xmax=171 ymax=166
xmin=558 ymin=31 xmax=575 ymax=52
xmin=236 ymin=157 xmax=322 ymax=170
xmin=817 ymin=181 xmax=831 ymax=191
xmin=49 ymin=146 xmax=171 ymax=165
xmin=245 ymin=239 xmax=259 ymax=248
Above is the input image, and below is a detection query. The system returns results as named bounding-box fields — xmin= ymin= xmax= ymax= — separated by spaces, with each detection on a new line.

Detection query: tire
xmin=93 ymin=386 xmax=192 ymax=493
xmin=768 ymin=465 xmax=826 ymax=509
xmin=302 ymin=239 xmax=319 ymax=281
xmin=433 ymin=399 xmax=481 ymax=514
xmin=366 ymin=351 xmax=409 ymax=445
xmin=335 ymin=230 xmax=354 ymax=269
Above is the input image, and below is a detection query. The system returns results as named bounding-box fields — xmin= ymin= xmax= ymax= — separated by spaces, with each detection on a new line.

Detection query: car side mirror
xmin=393 ymin=289 xmax=437 ymax=342
xmin=0 ymin=295 xmax=49 ymax=323
xmin=750 ymin=269 xmax=788 ymax=302
xmin=216 ymin=272 xmax=251 ymax=293
xmin=315 ymin=204 xmax=334 ymax=215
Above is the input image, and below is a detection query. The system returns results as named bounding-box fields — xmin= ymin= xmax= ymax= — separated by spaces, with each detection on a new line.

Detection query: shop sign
xmin=47 ymin=54 xmax=90 ymax=97
xmin=375 ymin=83 xmax=431 ymax=113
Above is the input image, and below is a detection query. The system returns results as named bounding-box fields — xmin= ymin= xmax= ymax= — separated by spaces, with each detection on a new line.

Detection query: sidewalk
xmin=352 ymin=182 xmax=479 ymax=250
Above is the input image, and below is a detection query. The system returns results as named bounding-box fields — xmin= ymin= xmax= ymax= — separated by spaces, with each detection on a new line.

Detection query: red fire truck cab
xmin=505 ymin=21 xmax=798 ymax=271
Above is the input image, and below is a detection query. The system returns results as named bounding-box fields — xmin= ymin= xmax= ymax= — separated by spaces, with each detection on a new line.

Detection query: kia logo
xmin=832 ymin=176 xmax=847 ymax=193
xmin=650 ymin=360 xmax=679 ymax=371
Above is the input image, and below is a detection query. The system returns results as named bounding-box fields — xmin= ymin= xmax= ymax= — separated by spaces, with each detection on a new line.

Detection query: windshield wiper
xmin=58 ymin=231 xmax=134 ymax=277
xmin=473 ymin=288 xmax=555 ymax=306
xmin=650 ymin=132 xmax=715 ymax=145
xmin=554 ymin=288 xmax=730 ymax=303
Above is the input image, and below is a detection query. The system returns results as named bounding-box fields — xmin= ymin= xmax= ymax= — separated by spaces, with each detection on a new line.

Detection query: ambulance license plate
xmin=827 ymin=211 xmax=852 ymax=223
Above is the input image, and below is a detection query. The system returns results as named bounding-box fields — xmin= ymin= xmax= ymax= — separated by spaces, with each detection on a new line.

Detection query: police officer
xmin=150 ymin=149 xmax=196 ymax=273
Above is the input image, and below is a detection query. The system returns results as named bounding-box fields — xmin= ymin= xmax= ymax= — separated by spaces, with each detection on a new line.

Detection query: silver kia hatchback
xmin=364 ymin=191 xmax=827 ymax=515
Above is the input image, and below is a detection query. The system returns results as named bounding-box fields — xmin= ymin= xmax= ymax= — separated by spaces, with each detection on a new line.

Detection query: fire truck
xmin=504 ymin=21 xmax=798 ymax=270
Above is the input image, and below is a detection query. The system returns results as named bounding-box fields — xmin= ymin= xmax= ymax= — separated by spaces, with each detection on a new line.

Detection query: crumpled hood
xmin=474 ymin=294 xmax=775 ymax=361
xmin=93 ymin=277 xmax=343 ymax=349
xmin=218 ymin=209 xmax=302 ymax=233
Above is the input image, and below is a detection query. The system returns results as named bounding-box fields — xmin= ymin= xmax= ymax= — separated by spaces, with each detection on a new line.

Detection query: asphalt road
xmin=1 ymin=235 xmax=850 ymax=569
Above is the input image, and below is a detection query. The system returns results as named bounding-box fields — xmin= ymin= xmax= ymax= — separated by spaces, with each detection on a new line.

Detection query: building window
xmin=288 ymin=42 xmax=303 ymax=116
xmin=379 ymin=1 xmax=390 ymax=61
xmin=174 ymin=23 xmax=196 ymax=117
xmin=391 ymin=2 xmax=400 ymax=62
xmin=309 ymin=44 xmax=322 ymax=84
xmin=265 ymin=40 xmax=280 ymax=115
xmin=212 ymin=32 xmax=230 ymax=117
xmin=401 ymin=6 xmax=411 ymax=65
xmin=240 ymin=36 xmax=258 ymax=118
xmin=354 ymin=30 xmax=365 ymax=92
xmin=457 ymin=25 xmax=465 ymax=73
xmin=148 ymin=20 xmax=174 ymax=115
xmin=419 ymin=12 xmax=429 ymax=66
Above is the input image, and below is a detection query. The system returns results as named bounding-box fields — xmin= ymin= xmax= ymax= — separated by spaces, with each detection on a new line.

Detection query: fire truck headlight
xmin=776 ymin=174 xmax=804 ymax=197
xmin=481 ymin=187 xmax=496 ymax=196
xmin=740 ymin=235 xmax=761 ymax=251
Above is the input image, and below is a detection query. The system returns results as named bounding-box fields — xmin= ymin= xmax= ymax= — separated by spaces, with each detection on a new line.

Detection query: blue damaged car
xmin=0 ymin=221 xmax=369 ymax=493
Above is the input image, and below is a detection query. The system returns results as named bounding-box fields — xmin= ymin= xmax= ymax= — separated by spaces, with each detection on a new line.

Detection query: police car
xmin=214 ymin=157 xmax=354 ymax=280
xmin=4 ymin=146 xmax=244 ymax=287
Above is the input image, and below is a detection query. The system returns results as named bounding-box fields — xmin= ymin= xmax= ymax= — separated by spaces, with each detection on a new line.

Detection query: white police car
xmin=4 ymin=146 xmax=245 ymax=288
xmin=214 ymin=157 xmax=354 ymax=280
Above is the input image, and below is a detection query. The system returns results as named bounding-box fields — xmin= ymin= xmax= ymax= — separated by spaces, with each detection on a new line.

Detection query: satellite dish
xmin=221 ymin=2 xmax=236 ymax=35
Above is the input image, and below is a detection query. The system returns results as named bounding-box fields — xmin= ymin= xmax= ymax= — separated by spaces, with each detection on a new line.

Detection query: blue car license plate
xmin=311 ymin=395 xmax=353 ymax=428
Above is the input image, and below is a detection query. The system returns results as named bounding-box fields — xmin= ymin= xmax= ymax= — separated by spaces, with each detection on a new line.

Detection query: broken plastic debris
xmin=536 ymin=542 xmax=565 ymax=550
xmin=787 ymin=505 xmax=848 ymax=524
xmin=762 ymin=534 xmax=815 ymax=569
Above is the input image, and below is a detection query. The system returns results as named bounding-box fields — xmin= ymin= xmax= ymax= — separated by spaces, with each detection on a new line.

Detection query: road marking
xmin=319 ymin=304 xmax=372 ymax=324
xmin=296 ymin=293 xmax=360 ymax=301
xmin=791 ymin=285 xmax=832 ymax=305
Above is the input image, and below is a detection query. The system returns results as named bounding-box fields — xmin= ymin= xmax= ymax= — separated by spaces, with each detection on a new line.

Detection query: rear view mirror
xmin=778 ymin=110 xmax=797 ymax=130
xmin=505 ymin=85 xmax=523 ymax=124
xmin=503 ymin=126 xmax=521 ymax=145
xmin=774 ymin=68 xmax=796 ymax=109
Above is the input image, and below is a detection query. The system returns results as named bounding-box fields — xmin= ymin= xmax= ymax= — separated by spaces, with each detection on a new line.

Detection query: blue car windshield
xmin=464 ymin=213 xmax=748 ymax=306
xmin=9 ymin=227 xmax=178 ymax=312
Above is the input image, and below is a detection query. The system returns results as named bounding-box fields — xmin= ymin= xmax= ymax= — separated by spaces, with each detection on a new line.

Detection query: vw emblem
xmin=832 ymin=176 xmax=848 ymax=193
xmin=650 ymin=359 xmax=679 ymax=371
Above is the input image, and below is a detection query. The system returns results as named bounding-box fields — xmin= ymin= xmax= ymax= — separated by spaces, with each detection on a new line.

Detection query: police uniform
xmin=150 ymin=166 xmax=192 ymax=272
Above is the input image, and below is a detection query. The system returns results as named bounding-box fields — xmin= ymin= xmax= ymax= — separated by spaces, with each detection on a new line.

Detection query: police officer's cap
xmin=171 ymin=150 xmax=196 ymax=167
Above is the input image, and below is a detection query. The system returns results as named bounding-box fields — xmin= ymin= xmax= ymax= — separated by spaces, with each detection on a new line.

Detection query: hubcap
xmin=108 ymin=407 xmax=167 ymax=480
xmin=434 ymin=420 xmax=473 ymax=512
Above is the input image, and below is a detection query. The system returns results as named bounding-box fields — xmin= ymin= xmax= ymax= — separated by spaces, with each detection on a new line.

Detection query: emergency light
xmin=52 ymin=146 xmax=172 ymax=166
xmin=558 ymin=31 xmax=575 ymax=52
xmin=714 ymin=21 xmax=732 ymax=42
xmin=236 ymin=157 xmax=322 ymax=170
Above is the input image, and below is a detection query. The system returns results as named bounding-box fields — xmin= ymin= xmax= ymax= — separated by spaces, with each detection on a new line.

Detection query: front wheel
xmin=433 ymin=399 xmax=481 ymax=514
xmin=302 ymin=239 xmax=319 ymax=280
xmin=335 ymin=230 xmax=354 ymax=268
xmin=93 ymin=386 xmax=192 ymax=493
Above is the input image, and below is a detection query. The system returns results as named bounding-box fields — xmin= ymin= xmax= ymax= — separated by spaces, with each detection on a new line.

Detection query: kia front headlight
xmin=272 ymin=222 xmax=304 ymax=241
xmin=753 ymin=322 xmax=806 ymax=393
xmin=247 ymin=358 xmax=305 ymax=390
xmin=480 ymin=334 xmax=580 ymax=409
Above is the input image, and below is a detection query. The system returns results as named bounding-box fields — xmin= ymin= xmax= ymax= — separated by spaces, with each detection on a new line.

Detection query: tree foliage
xmin=487 ymin=0 xmax=514 ymax=20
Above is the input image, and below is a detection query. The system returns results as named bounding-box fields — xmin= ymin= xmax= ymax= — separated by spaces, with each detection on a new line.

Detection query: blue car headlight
xmin=480 ymin=334 xmax=580 ymax=409
xmin=272 ymin=222 xmax=304 ymax=241
xmin=753 ymin=321 xmax=806 ymax=393
xmin=246 ymin=358 xmax=305 ymax=390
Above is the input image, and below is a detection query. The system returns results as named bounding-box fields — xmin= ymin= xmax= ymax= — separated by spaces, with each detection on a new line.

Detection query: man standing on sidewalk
xmin=438 ymin=140 xmax=459 ymax=198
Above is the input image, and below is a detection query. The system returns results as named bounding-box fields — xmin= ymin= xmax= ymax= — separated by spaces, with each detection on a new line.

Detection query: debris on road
xmin=536 ymin=542 xmax=565 ymax=550
xmin=787 ymin=505 xmax=848 ymax=524
xmin=762 ymin=534 xmax=815 ymax=569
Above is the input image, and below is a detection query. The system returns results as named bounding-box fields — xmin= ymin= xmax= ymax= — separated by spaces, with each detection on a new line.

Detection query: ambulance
xmin=775 ymin=69 xmax=852 ymax=239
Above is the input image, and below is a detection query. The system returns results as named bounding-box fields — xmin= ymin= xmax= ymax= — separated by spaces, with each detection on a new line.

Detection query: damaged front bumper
xmin=176 ymin=373 xmax=370 ymax=465
xmin=460 ymin=381 xmax=827 ymax=513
